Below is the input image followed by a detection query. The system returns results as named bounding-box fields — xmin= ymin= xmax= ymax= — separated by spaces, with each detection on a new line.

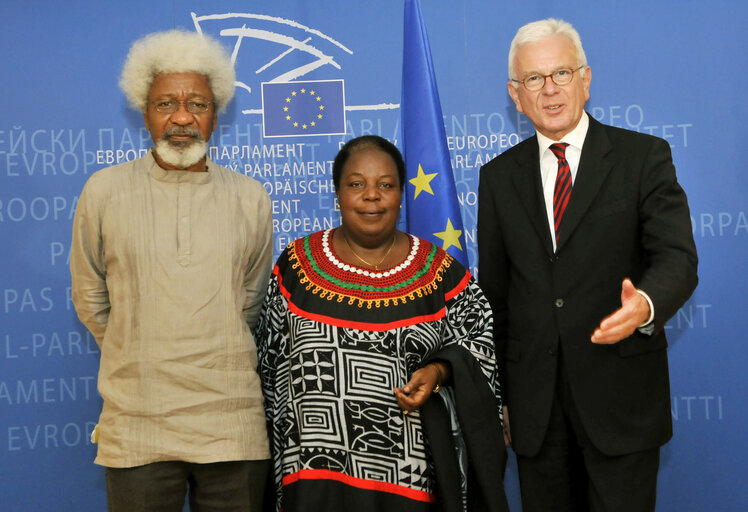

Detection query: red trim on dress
xmin=444 ymin=270 xmax=471 ymax=301
xmin=282 ymin=469 xmax=436 ymax=503
xmin=285 ymin=298 xmax=446 ymax=331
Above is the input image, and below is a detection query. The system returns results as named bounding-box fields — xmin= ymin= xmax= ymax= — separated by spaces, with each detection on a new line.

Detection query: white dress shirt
xmin=535 ymin=112 xmax=589 ymax=253
xmin=533 ymin=113 xmax=654 ymax=328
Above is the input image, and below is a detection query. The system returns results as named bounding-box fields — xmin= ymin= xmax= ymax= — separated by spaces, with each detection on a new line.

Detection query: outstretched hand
xmin=591 ymin=278 xmax=651 ymax=344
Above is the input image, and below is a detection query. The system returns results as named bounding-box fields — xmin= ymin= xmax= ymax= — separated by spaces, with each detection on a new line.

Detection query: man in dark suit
xmin=477 ymin=18 xmax=698 ymax=512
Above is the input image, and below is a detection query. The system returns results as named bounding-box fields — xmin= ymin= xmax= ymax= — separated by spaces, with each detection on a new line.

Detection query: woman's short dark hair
xmin=332 ymin=136 xmax=406 ymax=192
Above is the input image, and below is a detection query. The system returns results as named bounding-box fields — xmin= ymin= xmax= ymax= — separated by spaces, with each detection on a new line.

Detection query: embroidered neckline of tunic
xmin=287 ymin=228 xmax=453 ymax=307
xmin=321 ymin=229 xmax=420 ymax=278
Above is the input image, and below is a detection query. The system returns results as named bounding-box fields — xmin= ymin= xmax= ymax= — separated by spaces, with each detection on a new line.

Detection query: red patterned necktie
xmin=550 ymin=143 xmax=572 ymax=242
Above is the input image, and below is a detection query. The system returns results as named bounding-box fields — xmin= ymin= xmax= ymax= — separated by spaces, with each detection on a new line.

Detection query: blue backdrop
xmin=1 ymin=1 xmax=746 ymax=510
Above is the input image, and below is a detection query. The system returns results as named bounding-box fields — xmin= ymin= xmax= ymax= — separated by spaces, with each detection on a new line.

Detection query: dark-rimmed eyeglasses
xmin=149 ymin=99 xmax=214 ymax=114
xmin=511 ymin=65 xmax=585 ymax=91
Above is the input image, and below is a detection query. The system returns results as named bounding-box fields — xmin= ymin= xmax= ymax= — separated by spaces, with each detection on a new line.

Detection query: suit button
xmin=554 ymin=298 xmax=564 ymax=308
xmin=548 ymin=348 xmax=555 ymax=356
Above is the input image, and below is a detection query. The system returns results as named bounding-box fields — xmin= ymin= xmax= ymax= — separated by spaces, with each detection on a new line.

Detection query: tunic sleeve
xmin=442 ymin=274 xmax=503 ymax=412
xmin=242 ymin=187 xmax=274 ymax=332
xmin=255 ymin=272 xmax=290 ymax=510
xmin=70 ymin=178 xmax=110 ymax=347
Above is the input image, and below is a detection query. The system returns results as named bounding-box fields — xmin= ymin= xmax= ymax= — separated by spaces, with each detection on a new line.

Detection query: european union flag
xmin=262 ymin=80 xmax=346 ymax=137
xmin=401 ymin=0 xmax=468 ymax=267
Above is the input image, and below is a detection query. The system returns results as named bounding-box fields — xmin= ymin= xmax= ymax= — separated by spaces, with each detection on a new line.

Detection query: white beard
xmin=154 ymin=139 xmax=208 ymax=169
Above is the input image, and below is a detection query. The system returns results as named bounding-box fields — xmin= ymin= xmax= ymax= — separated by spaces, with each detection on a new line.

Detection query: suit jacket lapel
xmin=556 ymin=117 xmax=614 ymax=252
xmin=511 ymin=136 xmax=554 ymax=257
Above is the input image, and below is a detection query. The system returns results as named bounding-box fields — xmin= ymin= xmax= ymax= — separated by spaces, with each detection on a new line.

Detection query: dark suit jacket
xmin=477 ymin=115 xmax=698 ymax=457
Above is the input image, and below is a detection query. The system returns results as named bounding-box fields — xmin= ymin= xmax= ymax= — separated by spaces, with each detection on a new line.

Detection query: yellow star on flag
xmin=433 ymin=218 xmax=463 ymax=252
xmin=409 ymin=164 xmax=438 ymax=199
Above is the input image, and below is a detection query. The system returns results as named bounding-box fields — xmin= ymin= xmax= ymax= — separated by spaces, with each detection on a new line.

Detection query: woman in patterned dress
xmin=257 ymin=136 xmax=508 ymax=512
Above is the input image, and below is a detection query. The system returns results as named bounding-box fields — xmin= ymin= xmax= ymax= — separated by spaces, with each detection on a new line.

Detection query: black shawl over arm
xmin=421 ymin=346 xmax=509 ymax=512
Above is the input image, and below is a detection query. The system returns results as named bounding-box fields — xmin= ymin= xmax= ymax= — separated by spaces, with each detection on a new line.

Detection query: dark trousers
xmin=106 ymin=459 xmax=270 ymax=512
xmin=516 ymin=357 xmax=660 ymax=512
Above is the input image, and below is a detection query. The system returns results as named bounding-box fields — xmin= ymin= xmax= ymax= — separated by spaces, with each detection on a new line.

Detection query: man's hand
xmin=502 ymin=405 xmax=511 ymax=447
xmin=591 ymin=278 xmax=651 ymax=344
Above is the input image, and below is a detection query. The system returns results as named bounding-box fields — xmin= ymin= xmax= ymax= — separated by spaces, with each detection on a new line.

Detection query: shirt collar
xmin=535 ymin=111 xmax=590 ymax=154
xmin=147 ymin=149 xmax=213 ymax=184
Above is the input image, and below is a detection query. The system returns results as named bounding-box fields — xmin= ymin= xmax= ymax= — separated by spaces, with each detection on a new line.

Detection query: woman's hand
xmin=393 ymin=361 xmax=449 ymax=414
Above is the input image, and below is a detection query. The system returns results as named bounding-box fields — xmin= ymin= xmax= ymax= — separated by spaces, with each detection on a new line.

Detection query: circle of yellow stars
xmin=283 ymin=88 xmax=325 ymax=130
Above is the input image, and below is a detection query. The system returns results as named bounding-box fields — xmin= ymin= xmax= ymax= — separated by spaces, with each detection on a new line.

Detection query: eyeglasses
xmin=149 ymin=99 xmax=214 ymax=114
xmin=512 ymin=65 xmax=586 ymax=91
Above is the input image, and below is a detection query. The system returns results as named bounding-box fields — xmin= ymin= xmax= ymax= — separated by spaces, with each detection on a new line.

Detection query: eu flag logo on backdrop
xmin=401 ymin=0 xmax=468 ymax=268
xmin=262 ymin=80 xmax=346 ymax=137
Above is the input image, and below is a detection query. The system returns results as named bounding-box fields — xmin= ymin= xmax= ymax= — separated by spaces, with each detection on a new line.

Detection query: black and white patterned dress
xmin=257 ymin=228 xmax=500 ymax=511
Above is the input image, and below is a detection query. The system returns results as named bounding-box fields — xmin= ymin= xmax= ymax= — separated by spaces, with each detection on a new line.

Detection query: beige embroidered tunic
xmin=71 ymin=151 xmax=272 ymax=468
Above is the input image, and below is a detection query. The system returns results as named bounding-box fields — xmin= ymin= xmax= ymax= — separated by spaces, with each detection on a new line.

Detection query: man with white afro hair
xmin=71 ymin=28 xmax=273 ymax=511
xmin=120 ymin=30 xmax=235 ymax=113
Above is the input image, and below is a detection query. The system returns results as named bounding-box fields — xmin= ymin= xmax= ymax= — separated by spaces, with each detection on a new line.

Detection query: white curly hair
xmin=120 ymin=30 xmax=235 ymax=112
